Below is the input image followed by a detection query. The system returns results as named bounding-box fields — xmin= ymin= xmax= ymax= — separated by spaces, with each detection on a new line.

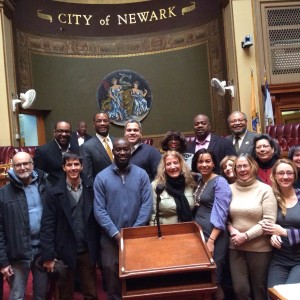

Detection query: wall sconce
xmin=241 ymin=35 xmax=253 ymax=48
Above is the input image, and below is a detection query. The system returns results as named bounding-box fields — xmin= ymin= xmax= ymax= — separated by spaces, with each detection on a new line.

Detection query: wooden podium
xmin=119 ymin=221 xmax=217 ymax=299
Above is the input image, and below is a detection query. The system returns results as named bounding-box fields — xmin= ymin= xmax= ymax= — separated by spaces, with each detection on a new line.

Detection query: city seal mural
xmin=97 ymin=70 xmax=152 ymax=126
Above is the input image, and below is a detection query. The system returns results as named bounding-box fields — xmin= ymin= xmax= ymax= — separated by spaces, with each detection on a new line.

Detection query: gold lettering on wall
xmin=37 ymin=10 xmax=53 ymax=23
xmin=182 ymin=2 xmax=196 ymax=15
xmin=58 ymin=13 xmax=93 ymax=25
xmin=117 ymin=6 xmax=177 ymax=25
xmin=38 ymin=4 xmax=195 ymax=27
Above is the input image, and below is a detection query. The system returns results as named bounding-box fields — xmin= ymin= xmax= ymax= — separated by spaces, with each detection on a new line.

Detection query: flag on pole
xmin=264 ymin=78 xmax=274 ymax=126
xmin=250 ymin=70 xmax=261 ymax=133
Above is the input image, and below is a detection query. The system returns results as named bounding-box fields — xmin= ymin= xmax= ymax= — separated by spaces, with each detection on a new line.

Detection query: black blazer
xmin=70 ymin=131 xmax=92 ymax=154
xmin=79 ymin=136 xmax=114 ymax=185
xmin=226 ymin=130 xmax=258 ymax=155
xmin=186 ymin=133 xmax=237 ymax=173
xmin=40 ymin=175 xmax=100 ymax=271
xmin=33 ymin=140 xmax=78 ymax=186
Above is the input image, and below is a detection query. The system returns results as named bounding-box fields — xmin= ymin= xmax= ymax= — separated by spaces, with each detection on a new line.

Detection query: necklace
xmin=193 ymin=181 xmax=207 ymax=207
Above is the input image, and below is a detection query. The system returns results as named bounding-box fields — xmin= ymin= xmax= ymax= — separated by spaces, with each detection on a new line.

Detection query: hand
xmin=262 ymin=222 xmax=286 ymax=236
xmin=43 ymin=260 xmax=56 ymax=273
xmin=1 ymin=265 xmax=14 ymax=278
xmin=206 ymin=239 xmax=215 ymax=255
xmin=231 ymin=231 xmax=247 ymax=247
xmin=270 ymin=234 xmax=282 ymax=249
xmin=229 ymin=226 xmax=240 ymax=237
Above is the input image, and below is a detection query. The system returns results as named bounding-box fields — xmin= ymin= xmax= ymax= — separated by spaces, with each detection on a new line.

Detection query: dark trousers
xmin=101 ymin=234 xmax=121 ymax=300
xmin=229 ymin=249 xmax=272 ymax=300
xmin=58 ymin=252 xmax=97 ymax=300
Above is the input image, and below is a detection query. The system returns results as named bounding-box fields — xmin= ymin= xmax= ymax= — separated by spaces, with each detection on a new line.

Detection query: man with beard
xmin=124 ymin=119 xmax=161 ymax=181
xmin=226 ymin=111 xmax=258 ymax=155
xmin=0 ymin=152 xmax=51 ymax=299
xmin=186 ymin=114 xmax=236 ymax=174
xmin=93 ymin=138 xmax=152 ymax=300
xmin=80 ymin=111 xmax=114 ymax=185
xmin=34 ymin=121 xmax=78 ymax=185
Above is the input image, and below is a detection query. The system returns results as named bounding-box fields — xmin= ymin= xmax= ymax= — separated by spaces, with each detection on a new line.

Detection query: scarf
xmin=256 ymin=155 xmax=277 ymax=170
xmin=165 ymin=174 xmax=193 ymax=222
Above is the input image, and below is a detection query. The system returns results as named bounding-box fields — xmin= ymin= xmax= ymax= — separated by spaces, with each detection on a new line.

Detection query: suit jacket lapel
xmin=94 ymin=137 xmax=111 ymax=163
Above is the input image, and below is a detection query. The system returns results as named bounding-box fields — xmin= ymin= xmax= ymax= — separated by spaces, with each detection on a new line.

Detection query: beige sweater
xmin=229 ymin=178 xmax=277 ymax=252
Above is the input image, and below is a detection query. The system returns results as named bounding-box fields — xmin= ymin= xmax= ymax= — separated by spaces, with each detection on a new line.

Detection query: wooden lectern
xmin=119 ymin=221 xmax=217 ymax=299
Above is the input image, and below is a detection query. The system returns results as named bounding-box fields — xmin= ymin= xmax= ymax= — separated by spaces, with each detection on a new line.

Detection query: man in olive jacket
xmin=40 ymin=152 xmax=100 ymax=299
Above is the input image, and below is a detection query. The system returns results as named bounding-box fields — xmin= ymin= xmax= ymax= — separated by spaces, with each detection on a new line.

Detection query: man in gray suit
xmin=226 ymin=111 xmax=258 ymax=155
xmin=80 ymin=111 xmax=114 ymax=185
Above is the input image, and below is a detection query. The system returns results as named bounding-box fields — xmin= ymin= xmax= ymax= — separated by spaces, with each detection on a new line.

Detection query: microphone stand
xmin=156 ymin=193 xmax=162 ymax=239
xmin=155 ymin=184 xmax=164 ymax=239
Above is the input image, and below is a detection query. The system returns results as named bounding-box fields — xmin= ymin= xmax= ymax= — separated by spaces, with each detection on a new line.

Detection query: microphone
xmin=155 ymin=184 xmax=165 ymax=197
xmin=155 ymin=184 xmax=164 ymax=239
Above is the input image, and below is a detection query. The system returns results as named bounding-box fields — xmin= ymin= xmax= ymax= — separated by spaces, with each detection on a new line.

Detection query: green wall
xmin=31 ymin=44 xmax=210 ymax=141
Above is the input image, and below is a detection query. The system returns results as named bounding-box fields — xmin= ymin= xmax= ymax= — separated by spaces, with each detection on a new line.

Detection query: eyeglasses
xmin=276 ymin=171 xmax=294 ymax=177
xmin=55 ymin=129 xmax=71 ymax=134
xmin=235 ymin=164 xmax=251 ymax=170
xmin=255 ymin=145 xmax=271 ymax=150
xmin=229 ymin=118 xmax=246 ymax=124
xmin=13 ymin=161 xmax=33 ymax=168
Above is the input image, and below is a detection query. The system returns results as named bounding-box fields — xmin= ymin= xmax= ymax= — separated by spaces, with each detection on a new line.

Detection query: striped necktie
xmin=103 ymin=138 xmax=113 ymax=161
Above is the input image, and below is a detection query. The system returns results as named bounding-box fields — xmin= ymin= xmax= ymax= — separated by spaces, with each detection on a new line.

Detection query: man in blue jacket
xmin=0 ymin=152 xmax=51 ymax=300
xmin=94 ymin=138 xmax=152 ymax=300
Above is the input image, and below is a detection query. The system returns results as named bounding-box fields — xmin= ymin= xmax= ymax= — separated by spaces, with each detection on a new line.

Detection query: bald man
xmin=186 ymin=114 xmax=236 ymax=173
xmin=0 ymin=152 xmax=51 ymax=299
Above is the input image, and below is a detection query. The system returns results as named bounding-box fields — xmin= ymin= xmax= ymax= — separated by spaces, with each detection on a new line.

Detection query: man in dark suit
xmin=40 ymin=152 xmax=100 ymax=299
xmin=70 ymin=121 xmax=92 ymax=153
xmin=34 ymin=121 xmax=78 ymax=185
xmin=80 ymin=111 xmax=114 ymax=185
xmin=124 ymin=119 xmax=161 ymax=182
xmin=226 ymin=111 xmax=258 ymax=155
xmin=186 ymin=114 xmax=236 ymax=173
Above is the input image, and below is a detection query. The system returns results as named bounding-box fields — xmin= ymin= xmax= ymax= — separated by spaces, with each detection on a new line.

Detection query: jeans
xmin=8 ymin=248 xmax=48 ymax=300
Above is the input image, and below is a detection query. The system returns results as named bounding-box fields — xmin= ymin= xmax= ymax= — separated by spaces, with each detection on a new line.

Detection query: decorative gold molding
xmin=16 ymin=19 xmax=226 ymax=131
xmin=52 ymin=0 xmax=149 ymax=3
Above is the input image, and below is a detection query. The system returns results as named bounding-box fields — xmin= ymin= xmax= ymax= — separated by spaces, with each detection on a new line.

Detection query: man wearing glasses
xmin=34 ymin=121 xmax=78 ymax=185
xmin=226 ymin=111 xmax=258 ymax=155
xmin=0 ymin=152 xmax=51 ymax=299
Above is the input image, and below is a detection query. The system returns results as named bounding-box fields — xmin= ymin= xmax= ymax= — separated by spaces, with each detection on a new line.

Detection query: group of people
xmin=0 ymin=110 xmax=299 ymax=300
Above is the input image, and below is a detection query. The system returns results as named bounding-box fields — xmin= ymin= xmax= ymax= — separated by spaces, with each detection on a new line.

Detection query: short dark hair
xmin=93 ymin=111 xmax=109 ymax=121
xmin=62 ymin=152 xmax=83 ymax=165
xmin=54 ymin=121 xmax=71 ymax=130
xmin=160 ymin=130 xmax=187 ymax=153
xmin=191 ymin=148 xmax=218 ymax=173
xmin=251 ymin=134 xmax=281 ymax=160
xmin=124 ymin=119 xmax=142 ymax=131
xmin=288 ymin=144 xmax=300 ymax=160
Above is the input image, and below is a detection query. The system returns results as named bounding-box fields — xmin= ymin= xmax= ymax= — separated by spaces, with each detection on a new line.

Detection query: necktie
xmin=234 ymin=136 xmax=240 ymax=152
xmin=103 ymin=138 xmax=113 ymax=161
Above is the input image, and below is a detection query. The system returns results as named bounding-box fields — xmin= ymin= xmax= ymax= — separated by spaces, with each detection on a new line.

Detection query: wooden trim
xmin=269 ymin=83 xmax=300 ymax=94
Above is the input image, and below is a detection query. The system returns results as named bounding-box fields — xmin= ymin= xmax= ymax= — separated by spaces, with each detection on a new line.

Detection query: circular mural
xmin=97 ymin=70 xmax=152 ymax=126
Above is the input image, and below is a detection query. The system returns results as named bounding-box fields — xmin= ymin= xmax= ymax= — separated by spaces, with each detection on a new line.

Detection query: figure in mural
xmin=131 ymin=81 xmax=149 ymax=116
xmin=97 ymin=70 xmax=152 ymax=126
xmin=108 ymin=78 xmax=128 ymax=121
